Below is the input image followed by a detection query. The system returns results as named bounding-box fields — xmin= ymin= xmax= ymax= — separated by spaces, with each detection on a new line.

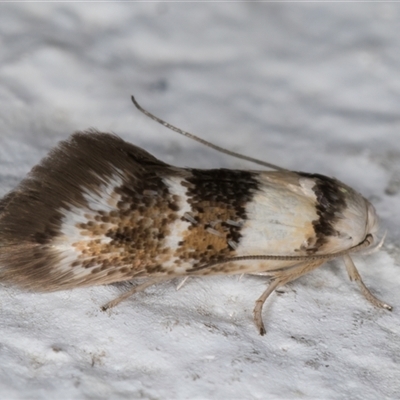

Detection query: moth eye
xmin=366 ymin=202 xmax=379 ymax=236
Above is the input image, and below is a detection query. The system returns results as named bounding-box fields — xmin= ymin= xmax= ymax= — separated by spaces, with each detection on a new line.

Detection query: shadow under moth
xmin=0 ymin=96 xmax=391 ymax=335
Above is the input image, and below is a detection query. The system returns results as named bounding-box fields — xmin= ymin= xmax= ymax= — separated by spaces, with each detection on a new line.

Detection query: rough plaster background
xmin=0 ymin=4 xmax=399 ymax=399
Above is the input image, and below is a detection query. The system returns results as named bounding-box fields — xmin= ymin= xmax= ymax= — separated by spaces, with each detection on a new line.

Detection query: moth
xmin=0 ymin=96 xmax=392 ymax=335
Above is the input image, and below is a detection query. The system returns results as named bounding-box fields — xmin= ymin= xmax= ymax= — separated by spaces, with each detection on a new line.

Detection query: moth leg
xmin=253 ymin=278 xmax=283 ymax=336
xmin=254 ymin=260 xmax=325 ymax=335
xmin=101 ymin=278 xmax=165 ymax=311
xmin=176 ymin=276 xmax=189 ymax=291
xmin=343 ymin=254 xmax=392 ymax=311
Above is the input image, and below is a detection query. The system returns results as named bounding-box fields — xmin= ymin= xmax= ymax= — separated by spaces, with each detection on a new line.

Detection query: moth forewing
xmin=0 ymin=98 xmax=391 ymax=336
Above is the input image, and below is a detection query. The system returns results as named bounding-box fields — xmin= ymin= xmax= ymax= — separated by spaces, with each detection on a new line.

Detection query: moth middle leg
xmin=254 ymin=260 xmax=325 ymax=335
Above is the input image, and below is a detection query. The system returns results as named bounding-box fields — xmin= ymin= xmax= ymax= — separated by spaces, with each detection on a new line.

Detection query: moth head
xmin=342 ymin=196 xmax=381 ymax=254
xmin=312 ymin=178 xmax=381 ymax=254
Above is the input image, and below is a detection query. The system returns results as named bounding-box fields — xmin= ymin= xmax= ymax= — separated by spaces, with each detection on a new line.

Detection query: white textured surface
xmin=1 ymin=4 xmax=400 ymax=400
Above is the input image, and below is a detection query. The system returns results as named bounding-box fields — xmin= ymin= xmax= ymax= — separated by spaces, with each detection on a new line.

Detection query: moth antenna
xmin=131 ymin=95 xmax=287 ymax=171
xmin=188 ymin=234 xmax=374 ymax=273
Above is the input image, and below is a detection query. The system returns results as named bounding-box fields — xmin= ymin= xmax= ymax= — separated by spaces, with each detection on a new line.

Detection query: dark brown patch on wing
xmin=297 ymin=172 xmax=347 ymax=251
xmin=73 ymin=175 xmax=181 ymax=281
xmin=175 ymin=169 xmax=259 ymax=268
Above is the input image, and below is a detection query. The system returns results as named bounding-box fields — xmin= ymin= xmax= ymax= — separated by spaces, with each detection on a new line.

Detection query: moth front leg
xmin=343 ymin=254 xmax=392 ymax=311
